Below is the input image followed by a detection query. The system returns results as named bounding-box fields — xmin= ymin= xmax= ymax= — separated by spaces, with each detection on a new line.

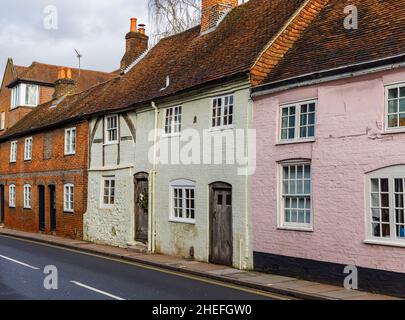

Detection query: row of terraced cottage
xmin=1 ymin=0 xmax=405 ymax=296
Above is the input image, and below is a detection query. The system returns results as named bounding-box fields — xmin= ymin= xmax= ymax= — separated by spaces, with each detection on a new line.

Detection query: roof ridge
xmin=30 ymin=61 xmax=115 ymax=75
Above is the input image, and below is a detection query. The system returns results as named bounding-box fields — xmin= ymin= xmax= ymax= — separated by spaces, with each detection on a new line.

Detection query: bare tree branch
xmin=148 ymin=0 xmax=201 ymax=45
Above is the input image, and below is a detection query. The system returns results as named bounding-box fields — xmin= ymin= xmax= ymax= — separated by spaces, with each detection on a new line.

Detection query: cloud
xmin=0 ymin=0 xmax=149 ymax=78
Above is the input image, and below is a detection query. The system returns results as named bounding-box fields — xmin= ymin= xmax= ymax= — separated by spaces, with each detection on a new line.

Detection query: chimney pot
xmin=130 ymin=18 xmax=137 ymax=32
xmin=138 ymin=24 xmax=146 ymax=35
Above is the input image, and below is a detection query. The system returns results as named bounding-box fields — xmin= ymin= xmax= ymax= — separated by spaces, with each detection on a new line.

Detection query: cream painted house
xmin=83 ymin=0 xmax=328 ymax=269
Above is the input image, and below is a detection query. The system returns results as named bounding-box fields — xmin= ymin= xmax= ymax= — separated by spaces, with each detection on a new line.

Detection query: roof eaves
xmin=252 ymin=53 xmax=405 ymax=97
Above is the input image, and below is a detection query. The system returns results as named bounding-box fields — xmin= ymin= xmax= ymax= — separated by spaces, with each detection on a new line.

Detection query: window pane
xmin=388 ymin=115 xmax=398 ymax=128
xmin=388 ymin=100 xmax=398 ymax=113
xmin=389 ymin=88 xmax=398 ymax=99
xmin=380 ymin=179 xmax=389 ymax=193
xmin=371 ymin=179 xmax=379 ymax=192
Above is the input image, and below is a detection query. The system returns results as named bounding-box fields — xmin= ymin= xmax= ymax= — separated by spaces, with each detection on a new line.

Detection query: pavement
xmin=0 ymin=227 xmax=401 ymax=300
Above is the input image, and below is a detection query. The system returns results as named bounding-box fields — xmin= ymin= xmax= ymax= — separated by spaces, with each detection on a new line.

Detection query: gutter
xmin=252 ymin=53 xmax=405 ymax=97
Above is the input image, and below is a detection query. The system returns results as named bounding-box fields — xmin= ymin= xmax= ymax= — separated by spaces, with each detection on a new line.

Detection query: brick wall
xmin=0 ymin=62 xmax=14 ymax=135
xmin=0 ymin=121 xmax=88 ymax=239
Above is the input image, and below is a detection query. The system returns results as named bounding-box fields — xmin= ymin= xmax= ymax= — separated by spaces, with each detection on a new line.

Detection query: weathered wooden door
xmin=49 ymin=186 xmax=56 ymax=232
xmin=135 ymin=173 xmax=149 ymax=243
xmin=0 ymin=185 xmax=4 ymax=225
xmin=38 ymin=186 xmax=45 ymax=232
xmin=210 ymin=183 xmax=233 ymax=266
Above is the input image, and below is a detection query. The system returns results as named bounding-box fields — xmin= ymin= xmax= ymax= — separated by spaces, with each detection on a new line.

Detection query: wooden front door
xmin=135 ymin=173 xmax=149 ymax=243
xmin=210 ymin=183 xmax=233 ymax=266
xmin=38 ymin=186 xmax=45 ymax=232
xmin=0 ymin=185 xmax=4 ymax=225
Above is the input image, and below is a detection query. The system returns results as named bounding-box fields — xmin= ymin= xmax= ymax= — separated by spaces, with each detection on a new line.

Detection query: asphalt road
xmin=0 ymin=235 xmax=272 ymax=300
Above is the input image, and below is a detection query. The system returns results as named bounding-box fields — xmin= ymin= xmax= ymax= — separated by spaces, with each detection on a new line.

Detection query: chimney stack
xmin=53 ymin=67 xmax=76 ymax=100
xmin=201 ymin=0 xmax=238 ymax=33
xmin=120 ymin=18 xmax=149 ymax=72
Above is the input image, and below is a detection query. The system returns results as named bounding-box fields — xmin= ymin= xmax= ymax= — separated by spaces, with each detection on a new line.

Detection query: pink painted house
xmin=251 ymin=0 xmax=405 ymax=297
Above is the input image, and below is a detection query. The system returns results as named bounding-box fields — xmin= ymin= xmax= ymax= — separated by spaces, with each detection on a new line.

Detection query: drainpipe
xmin=149 ymin=101 xmax=159 ymax=253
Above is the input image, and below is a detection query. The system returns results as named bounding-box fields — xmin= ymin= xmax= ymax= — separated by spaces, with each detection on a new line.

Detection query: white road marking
xmin=70 ymin=281 xmax=125 ymax=300
xmin=0 ymin=254 xmax=40 ymax=270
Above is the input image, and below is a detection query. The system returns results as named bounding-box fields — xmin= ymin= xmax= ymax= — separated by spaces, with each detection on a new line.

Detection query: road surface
xmin=0 ymin=235 xmax=275 ymax=300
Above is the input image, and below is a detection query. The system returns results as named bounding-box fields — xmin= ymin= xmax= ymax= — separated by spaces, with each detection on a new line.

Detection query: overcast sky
xmin=0 ymin=0 xmax=149 ymax=80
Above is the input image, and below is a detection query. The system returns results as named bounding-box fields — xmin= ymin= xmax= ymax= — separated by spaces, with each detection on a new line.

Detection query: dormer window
xmin=11 ymin=84 xmax=39 ymax=109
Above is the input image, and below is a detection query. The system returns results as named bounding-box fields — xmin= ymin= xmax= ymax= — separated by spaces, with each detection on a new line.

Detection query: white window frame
xmin=104 ymin=115 xmax=119 ymax=144
xmin=64 ymin=127 xmax=76 ymax=155
xmin=0 ymin=112 xmax=5 ymax=130
xmin=365 ymin=165 xmax=405 ymax=247
xmin=278 ymin=161 xmax=313 ymax=231
xmin=10 ymin=84 xmax=39 ymax=109
xmin=24 ymin=137 xmax=33 ymax=161
xmin=211 ymin=95 xmax=234 ymax=130
xmin=279 ymin=99 xmax=317 ymax=144
xmin=9 ymin=184 xmax=16 ymax=208
xmin=64 ymin=183 xmax=74 ymax=213
xmin=10 ymin=141 xmax=17 ymax=163
xmin=169 ymin=179 xmax=196 ymax=224
xmin=164 ymin=106 xmax=182 ymax=136
xmin=384 ymin=83 xmax=405 ymax=132
xmin=23 ymin=184 xmax=31 ymax=209
xmin=102 ymin=177 xmax=115 ymax=207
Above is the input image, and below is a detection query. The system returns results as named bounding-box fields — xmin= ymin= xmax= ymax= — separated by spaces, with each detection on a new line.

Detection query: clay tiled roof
xmin=0 ymin=0 xmax=307 ymax=140
xmin=80 ymin=0 xmax=307 ymax=115
xmin=7 ymin=62 xmax=116 ymax=92
xmin=263 ymin=0 xmax=405 ymax=85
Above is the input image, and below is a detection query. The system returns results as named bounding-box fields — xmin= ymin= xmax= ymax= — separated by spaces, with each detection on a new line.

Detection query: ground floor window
xmin=368 ymin=166 xmax=405 ymax=243
xmin=102 ymin=177 xmax=115 ymax=206
xmin=64 ymin=184 xmax=74 ymax=212
xmin=170 ymin=179 xmax=195 ymax=223
xmin=9 ymin=184 xmax=16 ymax=207
xmin=279 ymin=161 xmax=312 ymax=229
xmin=23 ymin=184 xmax=31 ymax=209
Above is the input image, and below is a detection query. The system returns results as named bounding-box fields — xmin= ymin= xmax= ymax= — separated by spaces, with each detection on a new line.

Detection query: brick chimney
xmin=120 ymin=18 xmax=149 ymax=71
xmin=53 ymin=67 xmax=76 ymax=100
xmin=201 ymin=0 xmax=238 ymax=33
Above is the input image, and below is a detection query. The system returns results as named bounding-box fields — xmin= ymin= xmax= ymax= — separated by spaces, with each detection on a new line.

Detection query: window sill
xmin=277 ymin=225 xmax=314 ymax=232
xmin=9 ymin=161 xmax=16 ymax=164
xmin=23 ymin=207 xmax=32 ymax=211
xmin=24 ymin=159 xmax=32 ymax=162
xmin=64 ymin=210 xmax=74 ymax=214
xmin=364 ymin=239 xmax=405 ymax=248
xmin=8 ymin=206 xmax=15 ymax=209
xmin=208 ymin=125 xmax=234 ymax=133
xmin=169 ymin=219 xmax=196 ymax=225
xmin=276 ymin=138 xmax=315 ymax=146
xmin=103 ymin=142 xmax=119 ymax=146
xmin=381 ymin=128 xmax=405 ymax=135
xmin=64 ymin=153 xmax=76 ymax=157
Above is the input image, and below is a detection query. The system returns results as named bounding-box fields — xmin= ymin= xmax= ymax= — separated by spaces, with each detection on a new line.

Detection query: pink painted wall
xmin=253 ymin=68 xmax=405 ymax=273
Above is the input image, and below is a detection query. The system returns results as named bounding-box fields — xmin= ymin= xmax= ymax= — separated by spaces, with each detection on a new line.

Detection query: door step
xmin=127 ymin=242 xmax=148 ymax=254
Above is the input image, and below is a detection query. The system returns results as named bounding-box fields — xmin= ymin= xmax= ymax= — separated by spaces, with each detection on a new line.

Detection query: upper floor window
xmin=212 ymin=95 xmax=234 ymax=129
xmin=280 ymin=100 xmax=316 ymax=143
xmin=102 ymin=177 xmax=115 ymax=206
xmin=9 ymin=184 xmax=16 ymax=208
xmin=0 ymin=112 xmax=5 ymax=130
xmin=11 ymin=84 xmax=39 ymax=109
xmin=386 ymin=84 xmax=405 ymax=130
xmin=367 ymin=165 xmax=405 ymax=245
xmin=170 ymin=179 xmax=196 ymax=224
xmin=64 ymin=184 xmax=74 ymax=213
xmin=24 ymin=137 xmax=33 ymax=161
xmin=65 ymin=127 xmax=76 ymax=155
xmin=10 ymin=141 xmax=17 ymax=163
xmin=105 ymin=115 xmax=119 ymax=144
xmin=164 ymin=106 xmax=182 ymax=135
xmin=23 ymin=184 xmax=31 ymax=209
xmin=279 ymin=162 xmax=312 ymax=230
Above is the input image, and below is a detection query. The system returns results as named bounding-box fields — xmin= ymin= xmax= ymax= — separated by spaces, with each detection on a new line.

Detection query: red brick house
xmin=0 ymin=58 xmax=115 ymax=133
xmin=0 ymin=18 xmax=148 ymax=238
